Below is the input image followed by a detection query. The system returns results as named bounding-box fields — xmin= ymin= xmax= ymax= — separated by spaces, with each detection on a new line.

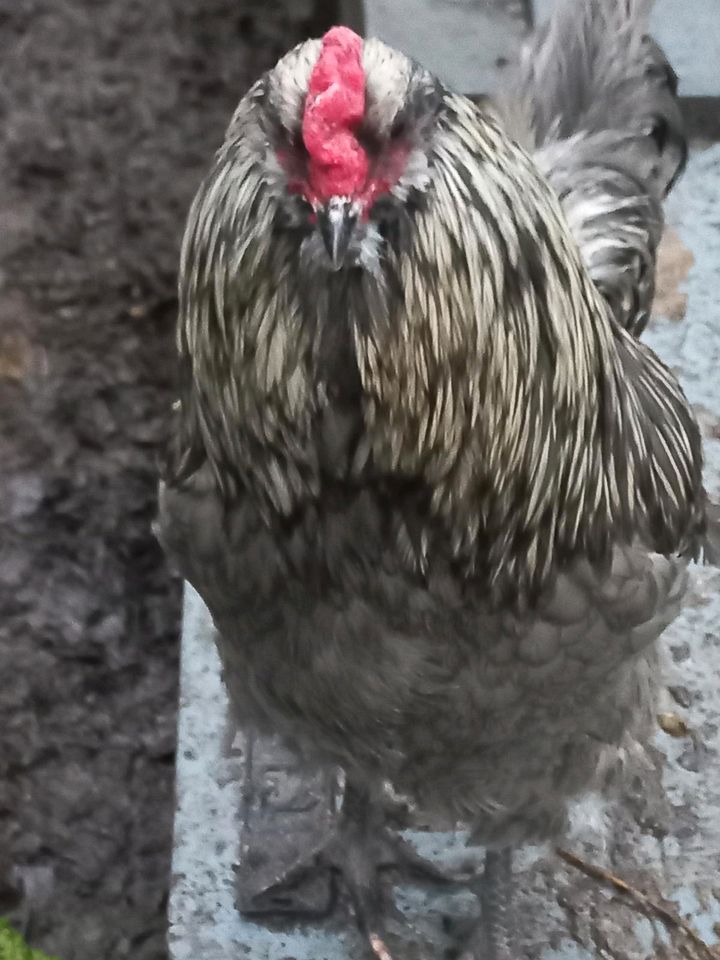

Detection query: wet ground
xmin=0 ymin=2 xmax=345 ymax=958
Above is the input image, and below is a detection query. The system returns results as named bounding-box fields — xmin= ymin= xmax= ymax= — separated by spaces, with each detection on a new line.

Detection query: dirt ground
xmin=0 ymin=2 xmax=345 ymax=958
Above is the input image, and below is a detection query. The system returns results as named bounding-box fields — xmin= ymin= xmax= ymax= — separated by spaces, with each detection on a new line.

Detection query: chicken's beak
xmin=317 ymin=197 xmax=358 ymax=270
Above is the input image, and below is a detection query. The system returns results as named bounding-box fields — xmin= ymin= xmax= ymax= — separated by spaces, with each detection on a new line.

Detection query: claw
xmin=369 ymin=932 xmax=395 ymax=960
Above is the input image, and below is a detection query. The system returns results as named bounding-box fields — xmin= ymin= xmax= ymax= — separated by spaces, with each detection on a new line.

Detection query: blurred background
xmin=0 ymin=2 xmax=718 ymax=959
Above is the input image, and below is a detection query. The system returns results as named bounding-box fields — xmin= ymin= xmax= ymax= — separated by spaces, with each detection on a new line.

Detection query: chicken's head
xmin=264 ymin=26 xmax=442 ymax=271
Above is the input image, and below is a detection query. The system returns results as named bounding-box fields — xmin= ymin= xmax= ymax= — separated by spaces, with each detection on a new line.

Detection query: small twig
xmin=557 ymin=848 xmax=719 ymax=960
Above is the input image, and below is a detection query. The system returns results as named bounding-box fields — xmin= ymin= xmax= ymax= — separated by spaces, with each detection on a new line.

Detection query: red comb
xmin=302 ymin=26 xmax=368 ymax=203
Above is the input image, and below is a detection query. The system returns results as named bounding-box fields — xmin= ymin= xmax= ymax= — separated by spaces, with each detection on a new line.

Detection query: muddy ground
xmin=0 ymin=2 xmax=347 ymax=958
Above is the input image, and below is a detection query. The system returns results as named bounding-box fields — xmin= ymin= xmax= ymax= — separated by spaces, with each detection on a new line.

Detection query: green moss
xmin=0 ymin=921 xmax=58 ymax=960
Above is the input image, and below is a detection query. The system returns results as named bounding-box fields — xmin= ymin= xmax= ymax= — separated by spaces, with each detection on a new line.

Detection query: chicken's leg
xmin=459 ymin=848 xmax=515 ymax=960
xmin=328 ymin=781 xmax=470 ymax=958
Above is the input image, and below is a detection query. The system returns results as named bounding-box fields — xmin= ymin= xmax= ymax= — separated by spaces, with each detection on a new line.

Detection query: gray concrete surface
xmin=363 ymin=0 xmax=531 ymax=95
xmin=169 ymin=141 xmax=720 ymax=959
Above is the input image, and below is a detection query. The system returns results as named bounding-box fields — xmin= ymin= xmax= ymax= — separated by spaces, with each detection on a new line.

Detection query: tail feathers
xmin=517 ymin=0 xmax=652 ymax=143
xmin=571 ymin=30 xmax=686 ymax=198
xmin=534 ymin=131 xmax=664 ymax=337
xmin=513 ymin=0 xmax=686 ymax=194
xmin=495 ymin=0 xmax=688 ymax=334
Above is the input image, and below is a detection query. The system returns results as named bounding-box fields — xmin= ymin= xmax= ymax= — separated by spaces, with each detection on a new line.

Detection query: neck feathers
xmin=352 ymin=94 xmax=703 ymax=594
xmin=171 ymin=90 xmax=704 ymax=598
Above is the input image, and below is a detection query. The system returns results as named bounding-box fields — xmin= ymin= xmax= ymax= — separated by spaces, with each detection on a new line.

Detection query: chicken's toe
xmin=321 ymin=782 xmax=461 ymax=956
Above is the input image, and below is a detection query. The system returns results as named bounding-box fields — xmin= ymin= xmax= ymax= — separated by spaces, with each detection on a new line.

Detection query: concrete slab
xmin=168 ymin=586 xmax=349 ymax=960
xmin=363 ymin=0 xmax=531 ymax=95
xmin=168 ymin=114 xmax=720 ymax=960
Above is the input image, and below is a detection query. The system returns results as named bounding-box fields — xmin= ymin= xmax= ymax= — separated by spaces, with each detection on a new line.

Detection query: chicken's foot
xmin=244 ymin=779 xmax=468 ymax=959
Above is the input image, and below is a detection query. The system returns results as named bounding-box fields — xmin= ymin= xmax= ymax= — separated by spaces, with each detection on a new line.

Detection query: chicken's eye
xmin=289 ymin=132 xmax=307 ymax=156
xmin=356 ymin=126 xmax=382 ymax=159
xmin=390 ymin=116 xmax=408 ymax=140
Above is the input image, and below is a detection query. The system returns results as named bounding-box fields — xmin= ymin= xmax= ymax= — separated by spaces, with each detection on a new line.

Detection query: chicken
xmin=157 ymin=3 xmax=712 ymax=957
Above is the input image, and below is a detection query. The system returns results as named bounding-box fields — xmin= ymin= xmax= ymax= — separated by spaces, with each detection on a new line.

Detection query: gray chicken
xmin=158 ymin=1 xmax=712 ymax=957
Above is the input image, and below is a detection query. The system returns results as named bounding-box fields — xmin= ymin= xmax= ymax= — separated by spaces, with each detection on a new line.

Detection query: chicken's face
xmin=265 ymin=27 xmax=443 ymax=271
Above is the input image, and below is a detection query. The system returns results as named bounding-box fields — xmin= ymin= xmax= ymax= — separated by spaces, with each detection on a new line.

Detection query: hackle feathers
xmin=352 ymin=93 xmax=703 ymax=597
xmin=169 ymin=34 xmax=704 ymax=605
